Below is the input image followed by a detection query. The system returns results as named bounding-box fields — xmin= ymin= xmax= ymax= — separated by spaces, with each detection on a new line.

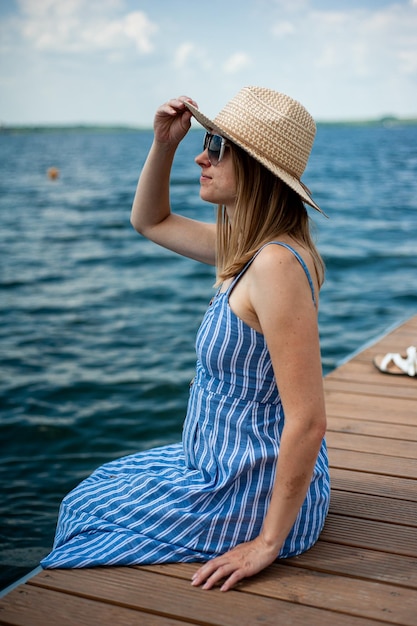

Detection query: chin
xmin=200 ymin=190 xmax=215 ymax=203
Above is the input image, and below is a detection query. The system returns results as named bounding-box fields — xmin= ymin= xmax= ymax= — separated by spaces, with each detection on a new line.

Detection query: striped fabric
xmin=41 ymin=242 xmax=330 ymax=569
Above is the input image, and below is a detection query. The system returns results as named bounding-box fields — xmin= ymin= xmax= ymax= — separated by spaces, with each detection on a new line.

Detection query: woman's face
xmin=195 ymin=135 xmax=236 ymax=217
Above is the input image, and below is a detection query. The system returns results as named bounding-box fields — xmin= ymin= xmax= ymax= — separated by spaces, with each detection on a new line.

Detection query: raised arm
xmin=131 ymin=97 xmax=217 ymax=265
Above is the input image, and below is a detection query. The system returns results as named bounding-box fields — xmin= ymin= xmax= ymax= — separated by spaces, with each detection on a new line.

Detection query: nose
xmin=195 ymin=149 xmax=210 ymax=166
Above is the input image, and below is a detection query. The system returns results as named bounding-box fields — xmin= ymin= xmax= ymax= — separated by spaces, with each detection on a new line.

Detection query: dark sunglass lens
xmin=203 ymin=132 xmax=225 ymax=165
xmin=208 ymin=135 xmax=222 ymax=164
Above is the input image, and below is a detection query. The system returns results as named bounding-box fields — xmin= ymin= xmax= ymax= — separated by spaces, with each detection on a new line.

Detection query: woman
xmin=41 ymin=87 xmax=330 ymax=592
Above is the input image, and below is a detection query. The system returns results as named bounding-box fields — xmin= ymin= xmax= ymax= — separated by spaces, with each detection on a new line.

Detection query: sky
xmin=0 ymin=0 xmax=416 ymax=126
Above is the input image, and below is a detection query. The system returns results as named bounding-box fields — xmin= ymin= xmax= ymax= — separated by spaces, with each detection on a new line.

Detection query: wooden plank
xmin=283 ymin=542 xmax=417 ymax=588
xmin=325 ymin=392 xmax=417 ymax=425
xmin=328 ymin=371 xmax=416 ymax=390
xmin=326 ymin=431 xmax=417 ymax=458
xmin=0 ymin=585 xmax=188 ymax=626
xmin=327 ymin=447 xmax=417 ymax=479
xmin=27 ymin=568 xmax=389 ymax=626
xmin=326 ymin=355 xmax=415 ymax=386
xmin=324 ymin=377 xmax=417 ymax=400
xmin=320 ymin=515 xmax=417 ymax=557
xmin=143 ymin=547 xmax=417 ymax=589
xmin=240 ymin=566 xmax=417 ymax=626
xmin=330 ymin=468 xmax=417 ymax=501
xmin=143 ymin=544 xmax=417 ymax=590
xmin=326 ymin=417 xmax=417 ymax=442
xmin=141 ymin=563 xmax=417 ymax=626
xmin=330 ymin=490 xmax=417 ymax=526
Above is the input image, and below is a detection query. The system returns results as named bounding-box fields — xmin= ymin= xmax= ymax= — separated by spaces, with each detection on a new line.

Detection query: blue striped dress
xmin=41 ymin=242 xmax=330 ymax=569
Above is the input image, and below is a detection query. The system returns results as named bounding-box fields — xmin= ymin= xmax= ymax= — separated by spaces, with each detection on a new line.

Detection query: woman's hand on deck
xmin=154 ymin=97 xmax=197 ymax=146
xmin=191 ymin=536 xmax=279 ymax=592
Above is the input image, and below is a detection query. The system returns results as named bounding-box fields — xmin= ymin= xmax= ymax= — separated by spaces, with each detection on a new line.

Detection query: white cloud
xmin=1 ymin=0 xmax=416 ymax=124
xmin=223 ymin=52 xmax=252 ymax=74
xmin=274 ymin=3 xmax=417 ymax=81
xmin=174 ymin=43 xmax=195 ymax=69
xmin=123 ymin=12 xmax=157 ymax=53
xmin=17 ymin=0 xmax=157 ymax=55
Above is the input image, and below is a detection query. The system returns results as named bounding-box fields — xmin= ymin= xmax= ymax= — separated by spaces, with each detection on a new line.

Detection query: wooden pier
xmin=1 ymin=315 xmax=416 ymax=625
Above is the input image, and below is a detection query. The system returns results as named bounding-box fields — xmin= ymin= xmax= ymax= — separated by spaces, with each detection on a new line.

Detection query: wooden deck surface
xmin=1 ymin=315 xmax=416 ymax=625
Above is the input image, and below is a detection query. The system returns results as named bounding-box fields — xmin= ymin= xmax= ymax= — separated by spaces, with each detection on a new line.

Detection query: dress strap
xmin=228 ymin=241 xmax=317 ymax=307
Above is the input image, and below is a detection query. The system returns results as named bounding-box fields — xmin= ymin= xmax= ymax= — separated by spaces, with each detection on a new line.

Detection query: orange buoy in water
xmin=47 ymin=167 xmax=59 ymax=180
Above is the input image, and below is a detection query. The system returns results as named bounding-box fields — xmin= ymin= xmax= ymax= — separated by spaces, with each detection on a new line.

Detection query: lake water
xmin=1 ymin=122 xmax=416 ymax=590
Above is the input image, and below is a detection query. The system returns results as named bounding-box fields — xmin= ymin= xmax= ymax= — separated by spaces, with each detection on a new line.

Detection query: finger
xmin=158 ymin=98 xmax=188 ymax=117
xmin=177 ymin=96 xmax=198 ymax=108
xmin=201 ymin=563 xmax=236 ymax=590
xmin=165 ymin=100 xmax=193 ymax=126
xmin=155 ymin=103 xmax=180 ymax=118
xmin=191 ymin=559 xmax=231 ymax=589
xmin=220 ymin=569 xmax=245 ymax=592
xmin=164 ymin=97 xmax=192 ymax=112
xmin=191 ymin=560 xmax=221 ymax=586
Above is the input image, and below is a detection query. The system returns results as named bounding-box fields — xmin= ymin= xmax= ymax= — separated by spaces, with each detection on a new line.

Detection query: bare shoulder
xmin=249 ymin=242 xmax=318 ymax=306
xmin=251 ymin=242 xmax=311 ymax=279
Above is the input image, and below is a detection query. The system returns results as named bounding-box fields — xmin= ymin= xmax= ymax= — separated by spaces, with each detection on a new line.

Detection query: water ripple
xmin=1 ymin=124 xmax=417 ymax=589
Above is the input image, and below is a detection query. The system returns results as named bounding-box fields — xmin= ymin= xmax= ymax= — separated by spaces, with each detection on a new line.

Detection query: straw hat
xmin=184 ymin=86 xmax=323 ymax=213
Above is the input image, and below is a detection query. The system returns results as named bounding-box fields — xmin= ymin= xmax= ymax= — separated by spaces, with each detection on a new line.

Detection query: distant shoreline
xmin=1 ymin=116 xmax=417 ymax=134
xmin=0 ymin=124 xmax=147 ymax=134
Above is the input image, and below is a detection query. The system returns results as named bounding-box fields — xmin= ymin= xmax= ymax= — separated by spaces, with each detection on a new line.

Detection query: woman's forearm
xmin=130 ymin=140 xmax=177 ymax=236
xmin=130 ymin=138 xmax=217 ymax=264
xmin=260 ymin=417 xmax=325 ymax=551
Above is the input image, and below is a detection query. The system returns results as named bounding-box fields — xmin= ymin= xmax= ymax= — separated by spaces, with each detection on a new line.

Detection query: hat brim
xmin=184 ymin=100 xmax=324 ymax=215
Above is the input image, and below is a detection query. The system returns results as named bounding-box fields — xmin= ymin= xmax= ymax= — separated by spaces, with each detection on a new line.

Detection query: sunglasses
xmin=203 ymin=132 xmax=228 ymax=166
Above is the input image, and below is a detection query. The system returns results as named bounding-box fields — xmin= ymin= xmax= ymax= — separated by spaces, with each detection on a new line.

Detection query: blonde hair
xmin=215 ymin=144 xmax=325 ymax=287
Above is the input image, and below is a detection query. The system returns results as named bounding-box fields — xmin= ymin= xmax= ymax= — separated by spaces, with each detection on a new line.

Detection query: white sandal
xmin=373 ymin=345 xmax=417 ymax=377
